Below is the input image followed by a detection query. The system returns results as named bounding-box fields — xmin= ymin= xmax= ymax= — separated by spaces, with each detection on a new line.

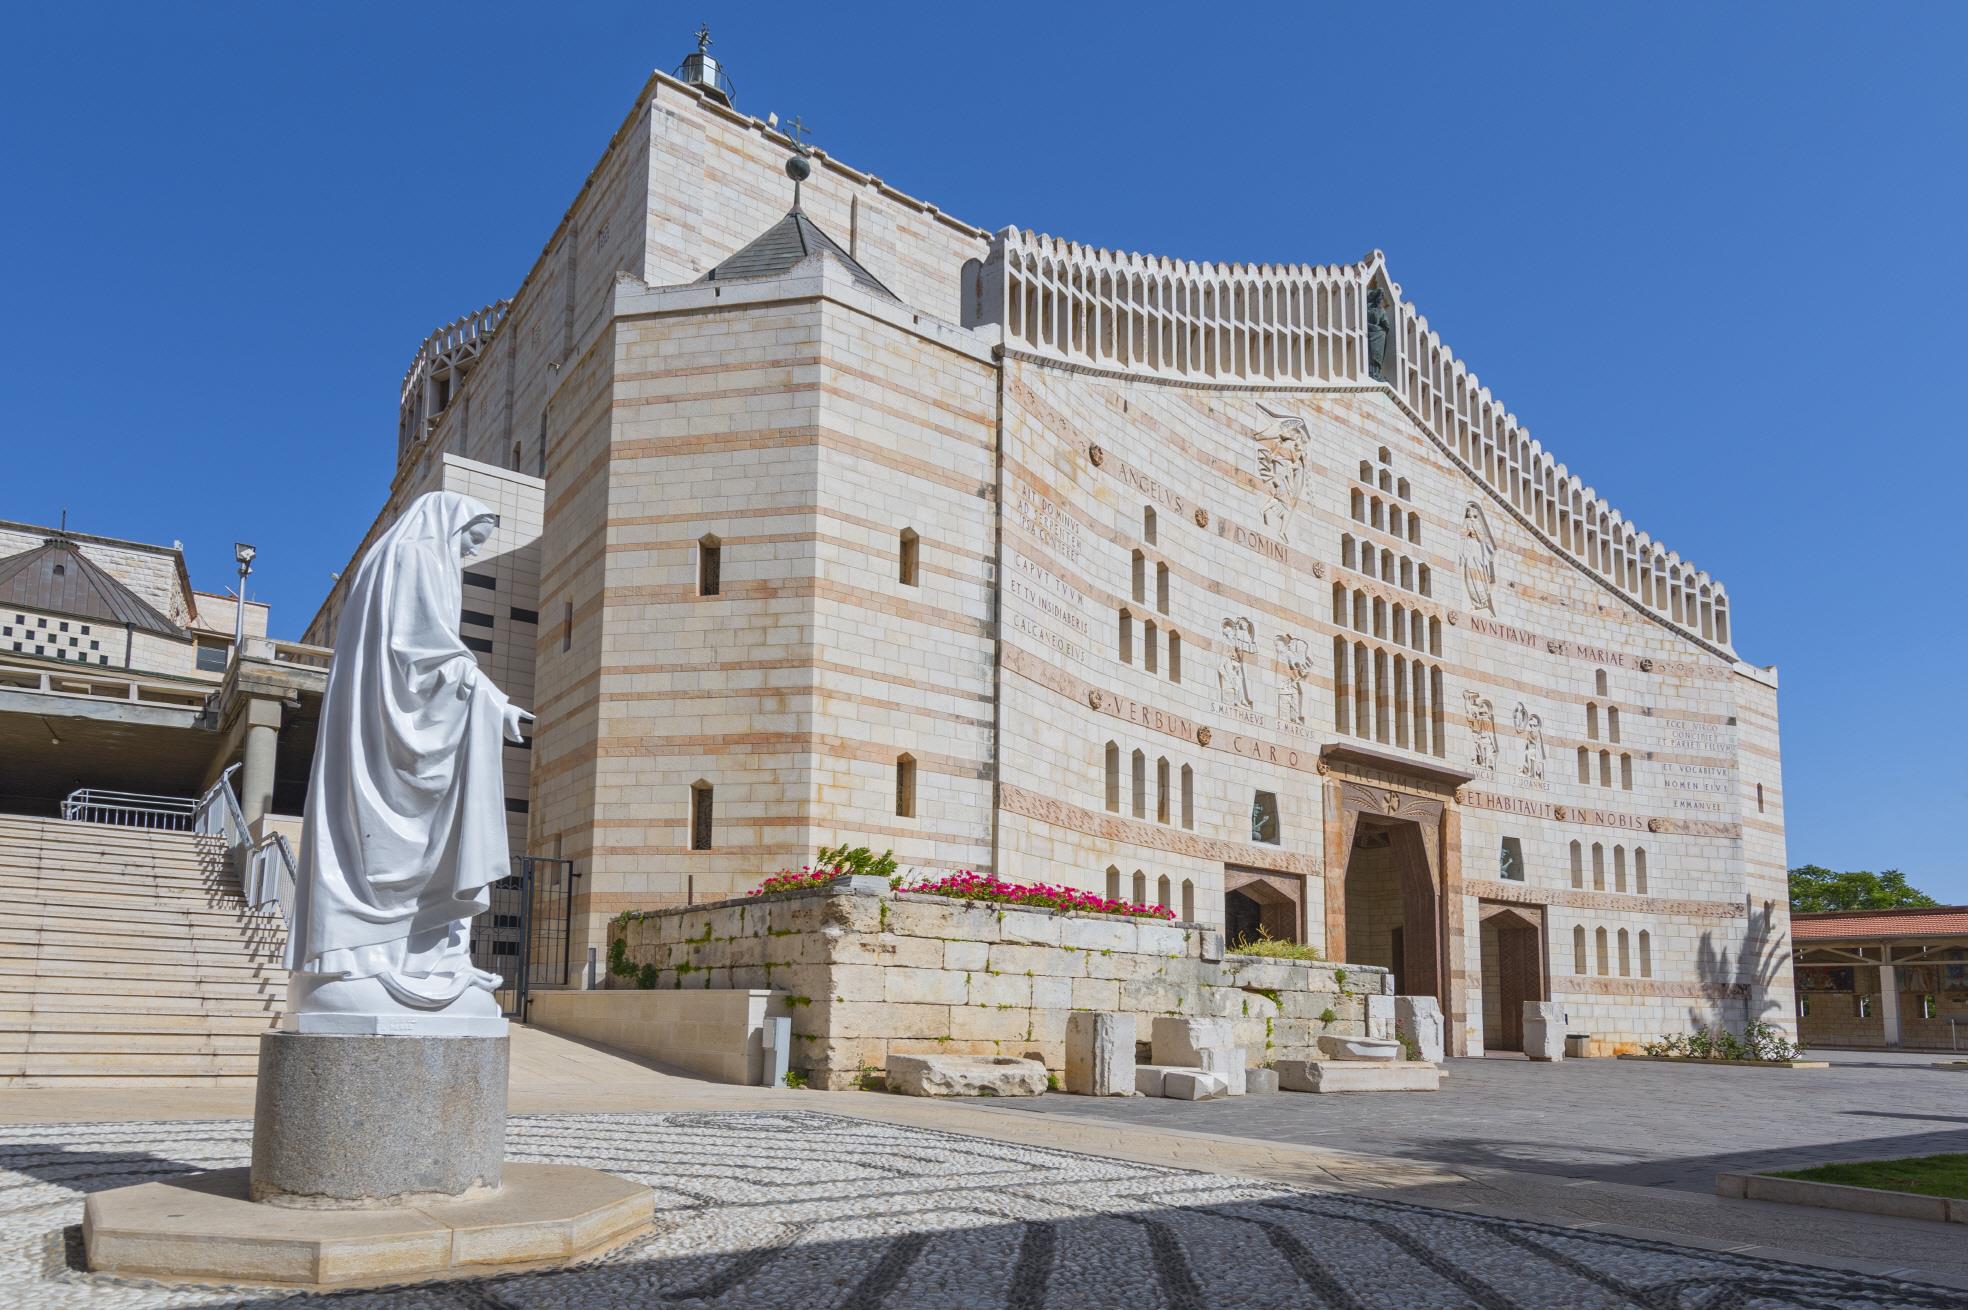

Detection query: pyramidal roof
xmin=704 ymin=207 xmax=898 ymax=301
xmin=0 ymin=537 xmax=186 ymax=639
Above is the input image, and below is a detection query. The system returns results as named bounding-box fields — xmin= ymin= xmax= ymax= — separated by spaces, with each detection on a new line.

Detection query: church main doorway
xmin=1341 ymin=818 xmax=1441 ymax=1001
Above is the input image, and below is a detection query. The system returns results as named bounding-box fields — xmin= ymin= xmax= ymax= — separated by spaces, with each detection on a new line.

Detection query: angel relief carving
xmin=1251 ymin=403 xmax=1311 ymax=542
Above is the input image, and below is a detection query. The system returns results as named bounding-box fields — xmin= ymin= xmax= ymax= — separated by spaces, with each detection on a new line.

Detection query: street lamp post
xmin=233 ymin=542 xmax=257 ymax=658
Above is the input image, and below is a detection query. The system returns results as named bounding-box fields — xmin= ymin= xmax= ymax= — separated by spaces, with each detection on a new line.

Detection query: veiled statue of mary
xmin=286 ymin=492 xmax=532 ymax=1035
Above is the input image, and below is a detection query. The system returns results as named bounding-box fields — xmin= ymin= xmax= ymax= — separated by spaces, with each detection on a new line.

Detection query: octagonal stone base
xmin=84 ymin=1163 xmax=652 ymax=1288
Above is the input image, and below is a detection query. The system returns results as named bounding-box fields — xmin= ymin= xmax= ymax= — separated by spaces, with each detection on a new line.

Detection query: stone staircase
xmin=0 ymin=814 xmax=284 ymax=1086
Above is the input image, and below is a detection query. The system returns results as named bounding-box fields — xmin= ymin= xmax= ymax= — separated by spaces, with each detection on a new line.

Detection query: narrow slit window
xmin=698 ymin=535 xmax=722 ymax=596
xmin=898 ymin=529 xmax=920 ymax=586
xmin=689 ymin=782 xmax=713 ymax=851
xmin=895 ymin=754 xmax=916 ymax=818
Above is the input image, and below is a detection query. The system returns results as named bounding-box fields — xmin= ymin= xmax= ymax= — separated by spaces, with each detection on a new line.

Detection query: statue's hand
xmin=502 ymin=704 xmax=535 ymax=744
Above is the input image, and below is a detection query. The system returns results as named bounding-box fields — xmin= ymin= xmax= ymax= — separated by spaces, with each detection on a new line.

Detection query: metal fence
xmin=60 ymin=789 xmax=199 ymax=830
xmin=471 ymin=856 xmax=576 ymax=1018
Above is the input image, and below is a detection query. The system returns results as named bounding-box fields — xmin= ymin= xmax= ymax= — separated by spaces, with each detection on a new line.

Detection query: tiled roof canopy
xmin=704 ymin=208 xmax=898 ymax=301
xmin=0 ymin=537 xmax=186 ymax=639
xmin=1792 ymin=907 xmax=1968 ymax=941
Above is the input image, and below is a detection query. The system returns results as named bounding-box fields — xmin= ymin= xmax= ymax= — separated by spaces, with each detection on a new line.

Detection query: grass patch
xmin=1768 ymin=1154 xmax=1968 ymax=1201
xmin=1228 ymin=928 xmax=1322 ymax=961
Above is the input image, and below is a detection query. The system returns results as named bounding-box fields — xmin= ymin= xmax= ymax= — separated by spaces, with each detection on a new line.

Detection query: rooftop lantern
xmin=674 ymin=24 xmax=734 ymax=106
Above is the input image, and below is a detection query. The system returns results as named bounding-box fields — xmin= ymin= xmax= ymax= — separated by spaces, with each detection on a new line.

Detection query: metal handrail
xmin=60 ymin=788 xmax=198 ymax=830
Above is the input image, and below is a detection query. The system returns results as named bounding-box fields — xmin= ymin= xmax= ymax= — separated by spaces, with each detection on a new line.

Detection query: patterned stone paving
xmin=1 ymin=1111 xmax=1960 ymax=1309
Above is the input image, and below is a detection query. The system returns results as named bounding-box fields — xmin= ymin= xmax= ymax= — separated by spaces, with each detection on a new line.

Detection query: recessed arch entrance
xmin=1478 ymin=904 xmax=1547 ymax=1053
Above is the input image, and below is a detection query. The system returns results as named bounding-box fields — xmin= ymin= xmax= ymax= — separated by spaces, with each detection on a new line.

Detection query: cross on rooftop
xmin=694 ymin=23 xmax=711 ymax=52
xmin=787 ymin=114 xmax=812 ymax=149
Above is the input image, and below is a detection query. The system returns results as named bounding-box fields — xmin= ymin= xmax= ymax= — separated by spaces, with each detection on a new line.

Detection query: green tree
xmin=1788 ymin=865 xmax=1940 ymax=913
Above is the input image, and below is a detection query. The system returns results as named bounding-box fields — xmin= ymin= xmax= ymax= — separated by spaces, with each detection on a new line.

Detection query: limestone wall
xmin=605 ymin=883 xmax=1390 ymax=1091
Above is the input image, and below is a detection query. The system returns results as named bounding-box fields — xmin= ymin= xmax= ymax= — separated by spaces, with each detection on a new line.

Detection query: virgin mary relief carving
xmin=1276 ymin=632 xmax=1313 ymax=725
xmin=1460 ymin=501 xmax=1498 ymax=616
xmin=1513 ymin=702 xmax=1546 ymax=784
xmin=1251 ymin=403 xmax=1311 ymax=542
xmin=1464 ymin=691 xmax=1499 ymax=774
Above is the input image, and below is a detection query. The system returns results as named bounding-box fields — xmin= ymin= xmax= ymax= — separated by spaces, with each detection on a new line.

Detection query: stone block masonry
xmin=605 ymin=883 xmax=1389 ymax=1090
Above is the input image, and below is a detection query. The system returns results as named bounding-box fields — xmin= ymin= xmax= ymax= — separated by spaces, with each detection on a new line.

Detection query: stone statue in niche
xmin=1275 ymin=632 xmax=1313 ymax=725
xmin=1464 ymin=691 xmax=1499 ymax=774
xmin=1217 ymin=616 xmax=1256 ymax=710
xmin=288 ymin=492 xmax=534 ymax=1035
xmin=1459 ymin=502 xmax=1498 ymax=616
xmin=1512 ymin=702 xmax=1546 ymax=784
xmin=1366 ymin=287 xmax=1392 ymax=382
xmin=1250 ymin=403 xmax=1311 ymax=542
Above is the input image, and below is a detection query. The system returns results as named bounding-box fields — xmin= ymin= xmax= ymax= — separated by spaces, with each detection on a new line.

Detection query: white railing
xmin=61 ymin=788 xmax=198 ymax=830
xmin=193 ymin=764 xmax=248 ymax=848
xmin=196 ymin=764 xmax=296 ymax=953
xmin=245 ymin=831 xmax=298 ymax=925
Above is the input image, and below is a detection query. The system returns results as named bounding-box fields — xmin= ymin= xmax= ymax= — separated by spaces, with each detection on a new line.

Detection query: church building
xmin=308 ymin=40 xmax=1792 ymax=1056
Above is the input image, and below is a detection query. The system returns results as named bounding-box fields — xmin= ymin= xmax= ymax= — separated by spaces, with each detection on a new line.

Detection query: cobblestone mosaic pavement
xmin=3 ymin=1111 xmax=1962 ymax=1309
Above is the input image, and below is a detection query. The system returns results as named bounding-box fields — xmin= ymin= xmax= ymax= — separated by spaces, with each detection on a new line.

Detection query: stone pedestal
xmin=1523 ymin=1001 xmax=1567 ymax=1061
xmin=1364 ymin=994 xmax=1397 ymax=1040
xmin=83 ymin=1030 xmax=655 ymax=1287
xmin=252 ymin=1033 xmax=507 ymax=1206
xmin=1395 ymin=996 xmax=1446 ymax=1064
xmin=1065 ymin=1011 xmax=1135 ymax=1096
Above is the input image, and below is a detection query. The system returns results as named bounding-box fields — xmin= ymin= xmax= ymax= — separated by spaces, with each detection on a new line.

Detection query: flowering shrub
xmin=898 ymin=869 xmax=1176 ymax=920
xmin=1642 ymin=1021 xmax=1799 ymax=1063
xmin=747 ymin=866 xmax=847 ymax=897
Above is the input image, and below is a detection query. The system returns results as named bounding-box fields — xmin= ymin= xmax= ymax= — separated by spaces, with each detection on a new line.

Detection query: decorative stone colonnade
xmin=605 ymin=881 xmax=1394 ymax=1091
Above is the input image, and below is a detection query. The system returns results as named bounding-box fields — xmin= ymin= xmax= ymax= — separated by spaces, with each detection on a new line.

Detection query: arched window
xmin=1131 ymin=550 xmax=1146 ymax=604
xmin=1104 ymin=742 xmax=1120 ymax=812
xmin=1168 ymin=631 xmax=1182 ymax=683
xmin=1143 ymin=621 xmax=1159 ymax=673
xmin=1332 ymin=582 xmax=1348 ymax=624
xmin=1372 ymin=597 xmax=1387 ymax=638
xmin=1370 ymin=497 xmax=1384 ymax=529
xmin=1634 ymin=846 xmax=1649 ymax=894
xmin=1613 ymin=845 xmax=1627 ymax=892
xmin=1569 ymin=840 xmax=1583 ymax=889
xmin=1360 ymin=549 xmax=1376 ymax=580
xmin=1381 ymin=548 xmax=1395 ymax=578
xmin=1118 ymin=608 xmax=1133 ymax=663
xmin=1607 ymin=706 xmax=1621 ymax=743
xmin=1106 ymin=865 xmax=1121 ymax=901
xmin=1598 ymin=750 xmax=1612 ymax=787
xmin=1350 ymin=488 xmax=1365 ymax=521
xmin=1577 ymin=747 xmax=1591 ymax=784
xmin=1407 ymin=518 xmax=1421 ymax=546
xmin=1638 ymin=930 xmax=1653 ymax=977
xmin=1156 ymin=757 xmax=1171 ymax=823
xmin=1595 ymin=669 xmax=1608 ymax=696
xmin=1131 ymin=750 xmax=1147 ymax=818
xmin=1572 ymin=925 xmax=1587 ymax=975
xmin=1341 ymin=534 xmax=1357 ymax=569
xmin=1180 ymin=764 xmax=1194 ymax=829
xmin=1586 ymin=703 xmax=1599 ymax=740
xmin=1620 ymin=753 xmax=1633 ymax=790
xmin=1591 ymin=842 xmax=1605 ymax=890
xmin=895 ymin=754 xmax=916 ymax=818
xmin=1428 ymin=616 xmax=1441 ymax=654
xmin=1389 ymin=506 xmax=1404 ymax=538
xmin=697 ymin=535 xmax=722 ymax=596
xmin=1157 ymin=874 xmax=1172 ymax=909
xmin=1143 ymin=505 xmax=1157 ymax=543
xmin=1595 ymin=927 xmax=1609 ymax=976
xmin=1180 ymin=879 xmax=1195 ymax=921
xmin=1397 ymin=476 xmax=1410 ymax=499
xmin=1418 ymin=564 xmax=1431 ymax=597
xmin=1132 ymin=870 xmax=1147 ymax=904
xmin=1399 ymin=557 xmax=1414 ymax=589
xmin=1155 ymin=562 xmax=1170 ymax=614
xmin=898 ymin=528 xmax=920 ymax=586
xmin=1352 ymin=592 xmax=1369 ymax=630
xmin=1617 ymin=929 xmax=1631 ymax=977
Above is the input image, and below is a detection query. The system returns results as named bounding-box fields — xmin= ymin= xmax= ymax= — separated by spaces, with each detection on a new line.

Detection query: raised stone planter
xmin=605 ymin=884 xmax=1390 ymax=1089
xmin=887 ymin=1054 xmax=1049 ymax=1097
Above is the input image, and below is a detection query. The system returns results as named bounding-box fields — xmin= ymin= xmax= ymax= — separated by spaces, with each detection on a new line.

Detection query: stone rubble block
xmin=1152 ymin=1016 xmax=1245 ymax=1095
xmin=1523 ymin=1002 xmax=1567 ymax=1061
xmin=1065 ymin=1011 xmax=1135 ymax=1096
xmin=1364 ymin=994 xmax=1396 ymax=1040
xmin=1246 ymin=1066 xmax=1280 ymax=1094
xmin=1161 ymin=1069 xmax=1229 ymax=1100
xmin=886 ymin=1054 xmax=1049 ymax=1098
xmin=1394 ymin=996 xmax=1445 ymax=1064
xmin=1275 ymin=1059 xmax=1443 ymax=1093
xmin=1060 ymin=916 xmax=1138 ymax=954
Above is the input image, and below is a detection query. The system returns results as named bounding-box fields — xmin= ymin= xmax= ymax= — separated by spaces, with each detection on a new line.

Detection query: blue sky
xmin=2 ymin=4 xmax=1962 ymax=894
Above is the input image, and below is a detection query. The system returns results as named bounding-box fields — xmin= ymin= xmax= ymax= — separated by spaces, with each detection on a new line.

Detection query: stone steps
xmin=0 ymin=814 xmax=287 ymax=1083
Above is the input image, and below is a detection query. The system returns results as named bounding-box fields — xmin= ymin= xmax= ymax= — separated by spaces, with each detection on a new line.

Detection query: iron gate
xmin=471 ymin=856 xmax=576 ymax=1017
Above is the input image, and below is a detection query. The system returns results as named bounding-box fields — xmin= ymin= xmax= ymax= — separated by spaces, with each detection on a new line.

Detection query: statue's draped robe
xmin=290 ymin=493 xmax=510 ymax=1006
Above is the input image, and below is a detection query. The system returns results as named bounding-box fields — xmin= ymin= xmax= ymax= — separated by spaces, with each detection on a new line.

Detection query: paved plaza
xmin=995 ymin=1051 xmax=1968 ymax=1192
xmin=5 ymin=1108 xmax=1966 ymax=1310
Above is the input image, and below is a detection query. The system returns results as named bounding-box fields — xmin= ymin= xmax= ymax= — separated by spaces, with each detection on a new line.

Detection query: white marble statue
xmin=286 ymin=492 xmax=532 ymax=1036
